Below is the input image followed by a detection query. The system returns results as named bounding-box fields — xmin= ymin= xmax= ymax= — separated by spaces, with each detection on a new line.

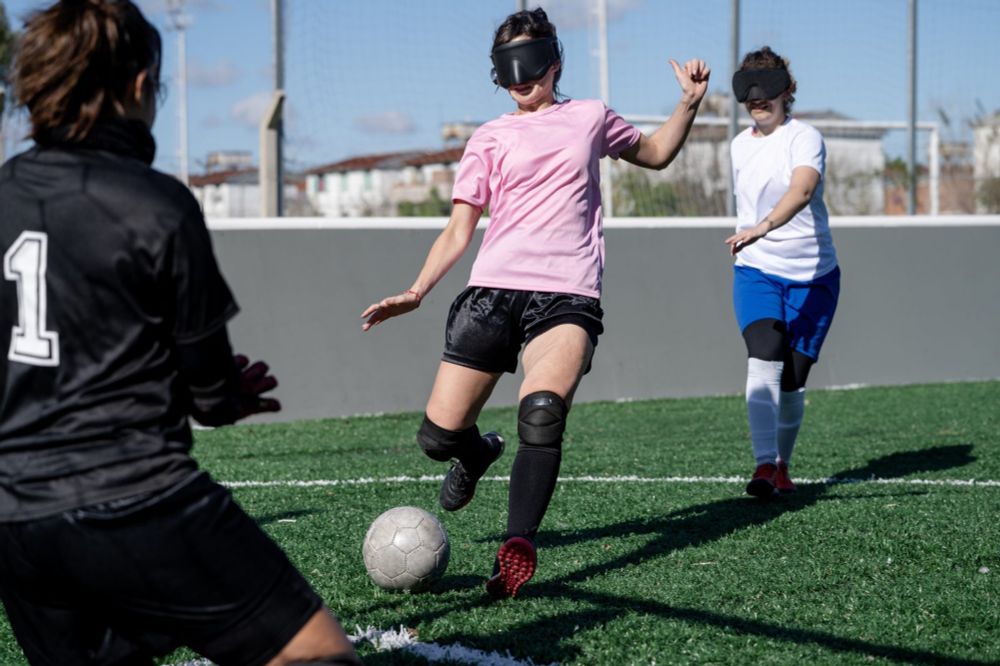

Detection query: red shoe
xmin=486 ymin=536 xmax=537 ymax=599
xmin=746 ymin=463 xmax=777 ymax=498
xmin=775 ymin=461 xmax=797 ymax=494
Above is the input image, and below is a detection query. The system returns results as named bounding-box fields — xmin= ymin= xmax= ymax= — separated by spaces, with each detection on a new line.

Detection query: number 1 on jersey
xmin=4 ymin=231 xmax=60 ymax=366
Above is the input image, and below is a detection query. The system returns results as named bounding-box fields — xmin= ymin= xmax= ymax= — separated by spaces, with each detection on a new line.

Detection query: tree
xmin=978 ymin=177 xmax=1000 ymax=213
xmin=612 ymin=169 xmax=727 ymax=217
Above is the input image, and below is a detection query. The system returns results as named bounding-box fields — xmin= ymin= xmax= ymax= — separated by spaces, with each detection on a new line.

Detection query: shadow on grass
xmin=352 ymin=444 xmax=985 ymax=665
xmin=831 ymin=443 xmax=975 ymax=479
xmin=536 ymin=443 xmax=975 ymax=584
xmin=430 ymin=574 xmax=483 ymax=593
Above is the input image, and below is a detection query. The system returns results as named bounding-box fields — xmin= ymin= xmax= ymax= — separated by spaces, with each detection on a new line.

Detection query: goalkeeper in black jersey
xmin=0 ymin=2 xmax=359 ymax=664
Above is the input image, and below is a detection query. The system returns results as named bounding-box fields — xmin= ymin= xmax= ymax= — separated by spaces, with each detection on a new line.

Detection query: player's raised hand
xmin=233 ymin=354 xmax=281 ymax=419
xmin=670 ymin=58 xmax=710 ymax=104
xmin=361 ymin=290 xmax=422 ymax=331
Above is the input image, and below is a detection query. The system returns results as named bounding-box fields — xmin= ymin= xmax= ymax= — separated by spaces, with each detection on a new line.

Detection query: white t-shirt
xmin=730 ymin=117 xmax=838 ymax=282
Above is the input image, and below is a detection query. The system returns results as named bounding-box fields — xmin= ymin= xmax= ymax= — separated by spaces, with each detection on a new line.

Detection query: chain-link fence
xmin=276 ymin=0 xmax=1000 ymax=217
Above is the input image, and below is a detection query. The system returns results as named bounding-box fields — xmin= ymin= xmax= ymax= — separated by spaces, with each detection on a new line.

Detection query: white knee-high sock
xmin=746 ymin=358 xmax=783 ymax=465
xmin=777 ymin=388 xmax=806 ymax=464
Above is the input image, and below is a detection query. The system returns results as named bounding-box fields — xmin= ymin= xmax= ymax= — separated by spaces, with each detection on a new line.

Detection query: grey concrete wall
xmin=209 ymin=219 xmax=1000 ymax=422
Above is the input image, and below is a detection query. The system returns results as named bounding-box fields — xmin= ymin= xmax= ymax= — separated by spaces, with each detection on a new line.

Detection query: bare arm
xmin=621 ymin=59 xmax=710 ymax=171
xmin=361 ymin=202 xmax=482 ymax=330
xmin=725 ymin=166 xmax=821 ymax=255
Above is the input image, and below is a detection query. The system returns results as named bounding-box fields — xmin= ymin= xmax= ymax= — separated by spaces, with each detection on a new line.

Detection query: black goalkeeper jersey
xmin=0 ymin=120 xmax=239 ymax=521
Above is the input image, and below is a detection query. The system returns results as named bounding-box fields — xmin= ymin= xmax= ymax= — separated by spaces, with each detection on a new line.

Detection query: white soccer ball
xmin=362 ymin=506 xmax=450 ymax=592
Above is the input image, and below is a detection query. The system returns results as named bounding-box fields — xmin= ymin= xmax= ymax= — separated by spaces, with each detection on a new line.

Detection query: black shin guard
xmin=416 ymin=416 xmax=489 ymax=470
xmin=507 ymin=391 xmax=567 ymax=540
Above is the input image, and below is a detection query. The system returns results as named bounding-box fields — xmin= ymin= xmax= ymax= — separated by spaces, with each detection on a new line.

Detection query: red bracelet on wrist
xmin=404 ymin=289 xmax=422 ymax=302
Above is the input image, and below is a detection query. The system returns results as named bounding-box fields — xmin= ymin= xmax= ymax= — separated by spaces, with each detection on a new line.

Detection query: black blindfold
xmin=491 ymin=37 xmax=560 ymax=88
xmin=732 ymin=68 xmax=791 ymax=102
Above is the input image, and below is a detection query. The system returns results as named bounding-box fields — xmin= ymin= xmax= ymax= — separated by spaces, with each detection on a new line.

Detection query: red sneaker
xmin=746 ymin=463 xmax=777 ymax=498
xmin=486 ymin=536 xmax=537 ymax=599
xmin=775 ymin=461 xmax=797 ymax=494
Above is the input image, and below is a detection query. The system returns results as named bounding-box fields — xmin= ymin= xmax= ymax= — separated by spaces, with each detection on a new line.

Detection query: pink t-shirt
xmin=451 ymin=99 xmax=640 ymax=299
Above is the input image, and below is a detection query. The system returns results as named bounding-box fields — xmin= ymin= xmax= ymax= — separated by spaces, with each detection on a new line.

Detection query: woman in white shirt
xmin=725 ymin=47 xmax=840 ymax=498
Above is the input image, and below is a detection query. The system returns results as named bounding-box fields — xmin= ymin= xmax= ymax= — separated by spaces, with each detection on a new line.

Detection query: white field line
xmin=348 ymin=625 xmax=556 ymax=665
xmin=165 ymin=626 xmax=556 ymax=666
xmin=222 ymin=474 xmax=1000 ymax=489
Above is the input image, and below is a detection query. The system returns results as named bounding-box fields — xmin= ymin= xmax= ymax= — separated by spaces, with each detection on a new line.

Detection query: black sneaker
xmin=439 ymin=432 xmax=505 ymax=512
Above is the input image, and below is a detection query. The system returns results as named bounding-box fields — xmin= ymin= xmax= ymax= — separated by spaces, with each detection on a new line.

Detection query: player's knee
xmin=780 ymin=352 xmax=814 ymax=391
xmin=743 ymin=319 xmax=786 ymax=362
xmin=416 ymin=415 xmax=462 ymax=462
xmin=517 ymin=391 xmax=567 ymax=449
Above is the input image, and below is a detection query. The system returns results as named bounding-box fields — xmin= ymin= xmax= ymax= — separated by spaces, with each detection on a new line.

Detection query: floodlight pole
xmin=906 ymin=0 xmax=918 ymax=215
xmin=166 ymin=0 xmax=190 ymax=186
xmin=597 ymin=0 xmax=612 ymax=218
xmin=261 ymin=0 xmax=285 ymax=217
xmin=726 ymin=0 xmax=740 ymax=218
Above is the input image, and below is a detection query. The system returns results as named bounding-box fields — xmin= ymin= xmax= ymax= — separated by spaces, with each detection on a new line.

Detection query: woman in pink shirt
xmin=362 ymin=7 xmax=709 ymax=598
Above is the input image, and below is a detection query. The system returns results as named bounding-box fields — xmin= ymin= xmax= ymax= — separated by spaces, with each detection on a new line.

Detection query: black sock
xmin=454 ymin=425 xmax=492 ymax=475
xmin=506 ymin=442 xmax=561 ymax=540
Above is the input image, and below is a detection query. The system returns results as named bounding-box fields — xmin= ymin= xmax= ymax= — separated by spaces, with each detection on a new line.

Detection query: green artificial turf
xmin=1 ymin=381 xmax=997 ymax=665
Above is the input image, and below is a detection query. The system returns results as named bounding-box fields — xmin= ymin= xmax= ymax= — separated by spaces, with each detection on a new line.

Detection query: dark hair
xmin=738 ymin=46 xmax=796 ymax=113
xmin=13 ymin=0 xmax=162 ymax=141
xmin=492 ymin=7 xmax=564 ymax=96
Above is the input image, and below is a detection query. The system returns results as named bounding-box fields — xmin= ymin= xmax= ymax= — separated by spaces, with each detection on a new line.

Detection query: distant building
xmin=298 ymin=108 xmax=901 ymax=219
xmin=303 ymin=147 xmax=464 ymax=217
xmin=625 ymin=109 xmax=888 ymax=216
xmin=972 ymin=111 xmax=1000 ymax=212
xmin=189 ymin=166 xmax=308 ymax=218
xmin=883 ymin=142 xmax=975 ymax=215
xmin=205 ymin=150 xmax=253 ymax=172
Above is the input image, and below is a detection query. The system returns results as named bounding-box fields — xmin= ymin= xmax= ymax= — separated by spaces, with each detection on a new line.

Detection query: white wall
xmin=207 ymin=216 xmax=1000 ymax=423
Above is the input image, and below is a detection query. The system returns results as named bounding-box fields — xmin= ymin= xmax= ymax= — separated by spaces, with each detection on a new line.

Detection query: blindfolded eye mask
xmin=731 ymin=68 xmax=791 ymax=102
xmin=491 ymin=37 xmax=560 ymax=88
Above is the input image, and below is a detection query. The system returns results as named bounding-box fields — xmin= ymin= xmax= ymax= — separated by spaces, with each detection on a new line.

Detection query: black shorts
xmin=0 ymin=472 xmax=322 ymax=666
xmin=443 ymin=286 xmax=604 ymax=374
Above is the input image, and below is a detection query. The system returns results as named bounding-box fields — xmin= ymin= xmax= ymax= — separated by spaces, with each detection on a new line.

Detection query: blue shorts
xmin=733 ymin=265 xmax=840 ymax=360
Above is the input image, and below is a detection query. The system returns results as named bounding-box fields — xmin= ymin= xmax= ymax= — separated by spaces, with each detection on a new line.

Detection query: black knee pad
xmin=517 ymin=391 xmax=567 ymax=448
xmin=416 ymin=416 xmax=479 ymax=462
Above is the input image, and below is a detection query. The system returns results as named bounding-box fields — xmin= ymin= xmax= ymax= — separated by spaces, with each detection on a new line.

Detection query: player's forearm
xmin=176 ymin=328 xmax=241 ymax=426
xmin=761 ymin=183 xmax=815 ymax=231
xmin=408 ymin=204 xmax=480 ymax=297
xmin=645 ymin=96 xmax=702 ymax=170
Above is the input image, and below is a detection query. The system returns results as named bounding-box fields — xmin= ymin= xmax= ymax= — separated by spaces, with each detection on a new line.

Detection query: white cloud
xmin=354 ymin=111 xmax=417 ymax=135
xmin=230 ymin=91 xmax=273 ymax=129
xmin=188 ymin=60 xmax=241 ymax=88
xmin=544 ymin=0 xmax=644 ymax=31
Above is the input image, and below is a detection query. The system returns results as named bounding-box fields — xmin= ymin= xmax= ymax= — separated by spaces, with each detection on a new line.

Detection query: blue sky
xmin=3 ymin=0 xmax=999 ymax=176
